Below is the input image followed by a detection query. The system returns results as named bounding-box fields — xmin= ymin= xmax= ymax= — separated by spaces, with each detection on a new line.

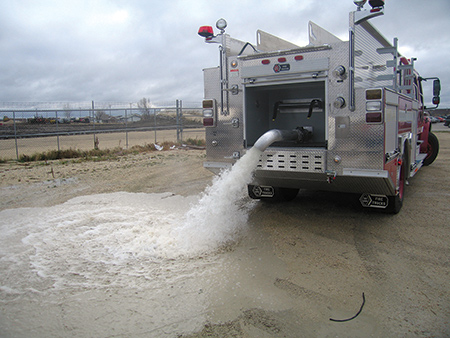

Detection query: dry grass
xmin=17 ymin=138 xmax=205 ymax=163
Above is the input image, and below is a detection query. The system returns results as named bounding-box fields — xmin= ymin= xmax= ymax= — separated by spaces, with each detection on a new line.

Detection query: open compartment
xmin=244 ymin=81 xmax=326 ymax=148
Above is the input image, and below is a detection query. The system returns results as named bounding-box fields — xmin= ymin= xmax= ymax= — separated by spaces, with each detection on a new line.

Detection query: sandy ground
xmin=0 ymin=128 xmax=205 ymax=160
xmin=0 ymin=131 xmax=449 ymax=337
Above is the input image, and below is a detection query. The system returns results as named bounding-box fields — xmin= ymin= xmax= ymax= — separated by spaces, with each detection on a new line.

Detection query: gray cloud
xmin=0 ymin=0 xmax=449 ymax=107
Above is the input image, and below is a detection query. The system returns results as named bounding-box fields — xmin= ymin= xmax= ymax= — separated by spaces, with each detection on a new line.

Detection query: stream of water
xmin=0 ymin=148 xmax=263 ymax=337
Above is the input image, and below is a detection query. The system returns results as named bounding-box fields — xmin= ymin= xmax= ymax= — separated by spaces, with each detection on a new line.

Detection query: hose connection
xmin=253 ymin=127 xmax=313 ymax=152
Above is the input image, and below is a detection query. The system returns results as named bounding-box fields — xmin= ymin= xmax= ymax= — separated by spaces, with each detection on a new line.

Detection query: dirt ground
xmin=0 ymin=131 xmax=449 ymax=337
xmin=0 ymin=128 xmax=205 ymax=160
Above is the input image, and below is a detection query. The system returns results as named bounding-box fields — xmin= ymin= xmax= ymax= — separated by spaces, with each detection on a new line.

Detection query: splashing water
xmin=0 ymin=147 xmax=266 ymax=338
xmin=0 ymin=148 xmax=263 ymax=293
xmin=175 ymin=147 xmax=263 ymax=255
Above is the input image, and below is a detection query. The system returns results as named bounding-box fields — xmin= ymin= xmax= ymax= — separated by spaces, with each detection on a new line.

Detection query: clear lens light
xmin=216 ymin=18 xmax=227 ymax=30
xmin=366 ymin=101 xmax=382 ymax=111
xmin=203 ymin=109 xmax=213 ymax=117
xmin=353 ymin=0 xmax=367 ymax=7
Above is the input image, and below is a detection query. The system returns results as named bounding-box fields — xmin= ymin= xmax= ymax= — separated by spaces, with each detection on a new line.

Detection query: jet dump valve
xmin=333 ymin=65 xmax=346 ymax=78
xmin=333 ymin=97 xmax=346 ymax=109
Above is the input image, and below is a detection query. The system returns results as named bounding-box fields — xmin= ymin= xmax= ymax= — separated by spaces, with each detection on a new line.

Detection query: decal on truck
xmin=273 ymin=64 xmax=290 ymax=73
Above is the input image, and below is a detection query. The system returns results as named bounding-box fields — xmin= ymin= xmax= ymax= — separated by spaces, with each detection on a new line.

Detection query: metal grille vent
xmin=257 ymin=150 xmax=326 ymax=172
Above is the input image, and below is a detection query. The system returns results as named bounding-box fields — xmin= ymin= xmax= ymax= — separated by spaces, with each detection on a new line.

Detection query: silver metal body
xmin=202 ymin=7 xmax=429 ymax=203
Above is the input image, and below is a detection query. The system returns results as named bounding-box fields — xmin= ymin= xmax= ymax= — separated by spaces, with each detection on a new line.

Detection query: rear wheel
xmin=278 ymin=187 xmax=299 ymax=201
xmin=423 ymin=132 xmax=439 ymax=166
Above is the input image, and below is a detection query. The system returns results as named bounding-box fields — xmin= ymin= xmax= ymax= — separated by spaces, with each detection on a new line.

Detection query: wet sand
xmin=0 ymin=132 xmax=449 ymax=337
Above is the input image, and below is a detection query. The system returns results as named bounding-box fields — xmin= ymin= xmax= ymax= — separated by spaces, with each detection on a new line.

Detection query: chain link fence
xmin=0 ymin=100 xmax=205 ymax=161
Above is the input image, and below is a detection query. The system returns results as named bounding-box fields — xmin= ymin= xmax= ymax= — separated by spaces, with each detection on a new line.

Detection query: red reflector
xmin=366 ymin=112 xmax=382 ymax=123
xmin=261 ymin=59 xmax=270 ymax=65
xmin=278 ymin=57 xmax=287 ymax=63
xmin=203 ymin=118 xmax=214 ymax=126
xmin=294 ymin=55 xmax=303 ymax=61
xmin=370 ymin=8 xmax=382 ymax=13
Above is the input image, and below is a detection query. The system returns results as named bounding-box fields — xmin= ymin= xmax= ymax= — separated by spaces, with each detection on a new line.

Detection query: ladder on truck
xmin=377 ymin=37 xmax=416 ymax=97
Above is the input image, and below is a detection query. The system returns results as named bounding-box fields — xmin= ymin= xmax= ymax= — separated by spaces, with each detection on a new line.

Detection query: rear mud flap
xmin=251 ymin=185 xmax=275 ymax=198
xmin=359 ymin=193 xmax=389 ymax=209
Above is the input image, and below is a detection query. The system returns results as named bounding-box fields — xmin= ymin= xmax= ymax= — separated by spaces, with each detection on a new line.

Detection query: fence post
xmin=56 ymin=111 xmax=60 ymax=151
xmin=176 ymin=100 xmax=183 ymax=143
xmin=92 ymin=101 xmax=97 ymax=150
xmin=125 ymin=108 xmax=129 ymax=149
xmin=180 ymin=100 xmax=183 ymax=142
xmin=13 ymin=112 xmax=19 ymax=161
xmin=154 ymin=106 xmax=157 ymax=144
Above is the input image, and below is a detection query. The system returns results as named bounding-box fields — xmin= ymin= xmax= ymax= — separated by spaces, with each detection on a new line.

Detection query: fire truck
xmin=198 ymin=0 xmax=441 ymax=213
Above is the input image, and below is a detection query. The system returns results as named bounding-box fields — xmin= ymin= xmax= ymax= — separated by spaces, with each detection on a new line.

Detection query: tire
xmin=278 ymin=187 xmax=299 ymax=201
xmin=423 ymin=132 xmax=439 ymax=166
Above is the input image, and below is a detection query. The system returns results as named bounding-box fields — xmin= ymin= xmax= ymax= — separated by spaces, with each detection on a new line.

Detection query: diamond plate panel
xmin=203 ymin=50 xmax=245 ymax=164
xmin=327 ymin=13 xmax=390 ymax=175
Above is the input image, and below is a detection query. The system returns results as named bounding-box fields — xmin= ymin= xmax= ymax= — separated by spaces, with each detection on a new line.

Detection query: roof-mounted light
xmin=353 ymin=0 xmax=367 ymax=11
xmin=354 ymin=0 xmax=384 ymax=24
xmin=198 ymin=26 xmax=214 ymax=39
xmin=369 ymin=0 xmax=384 ymax=9
xmin=216 ymin=18 xmax=227 ymax=32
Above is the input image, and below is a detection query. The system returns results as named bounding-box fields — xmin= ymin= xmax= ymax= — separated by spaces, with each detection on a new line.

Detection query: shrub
xmin=17 ymin=138 xmax=206 ymax=163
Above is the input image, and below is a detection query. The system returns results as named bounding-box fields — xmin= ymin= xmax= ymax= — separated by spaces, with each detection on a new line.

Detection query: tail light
xmin=202 ymin=99 xmax=217 ymax=127
xmin=365 ymin=89 xmax=383 ymax=123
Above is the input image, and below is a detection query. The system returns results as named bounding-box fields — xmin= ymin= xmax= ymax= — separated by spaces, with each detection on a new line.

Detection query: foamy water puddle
xmin=0 ymin=149 xmax=262 ymax=336
xmin=2 ymin=193 xmax=200 ymax=292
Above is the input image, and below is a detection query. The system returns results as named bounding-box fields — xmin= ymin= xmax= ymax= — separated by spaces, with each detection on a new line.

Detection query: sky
xmin=1 ymin=0 xmax=450 ymax=108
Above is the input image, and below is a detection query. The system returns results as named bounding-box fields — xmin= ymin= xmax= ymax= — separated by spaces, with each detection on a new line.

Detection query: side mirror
xmin=433 ymin=79 xmax=441 ymax=96
xmin=432 ymin=79 xmax=441 ymax=106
